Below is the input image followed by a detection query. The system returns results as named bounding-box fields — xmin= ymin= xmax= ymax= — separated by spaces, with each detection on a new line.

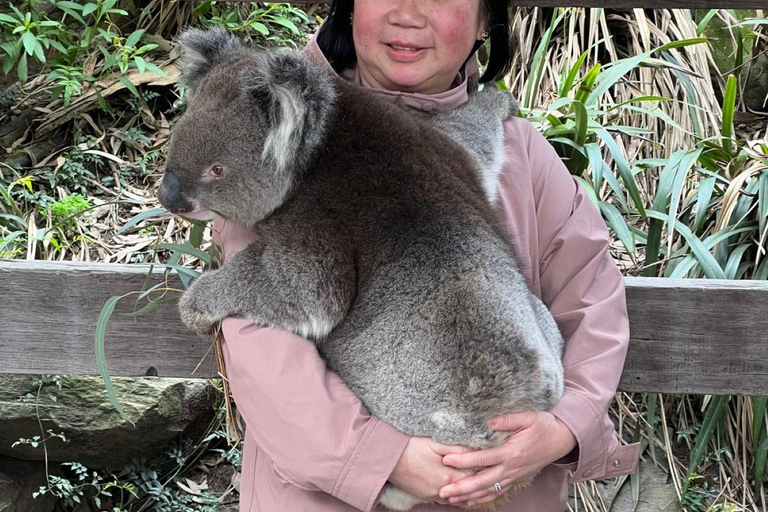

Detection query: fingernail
xmin=444 ymin=457 xmax=454 ymax=465
xmin=487 ymin=420 xmax=497 ymax=428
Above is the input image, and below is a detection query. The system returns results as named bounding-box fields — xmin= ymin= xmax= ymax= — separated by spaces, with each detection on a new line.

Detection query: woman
xmin=212 ymin=0 xmax=641 ymax=510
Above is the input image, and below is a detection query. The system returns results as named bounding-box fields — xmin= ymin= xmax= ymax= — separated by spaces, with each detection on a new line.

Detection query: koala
xmin=158 ymin=27 xmax=565 ymax=511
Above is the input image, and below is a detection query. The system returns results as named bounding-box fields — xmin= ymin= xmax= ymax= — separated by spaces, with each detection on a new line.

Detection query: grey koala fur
xmin=159 ymin=27 xmax=565 ymax=511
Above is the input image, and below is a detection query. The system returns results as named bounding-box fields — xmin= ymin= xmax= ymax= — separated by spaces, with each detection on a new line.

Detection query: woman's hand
xmin=437 ymin=411 xmax=577 ymax=507
xmin=389 ymin=437 xmax=476 ymax=505
xmin=211 ymin=215 xmax=256 ymax=263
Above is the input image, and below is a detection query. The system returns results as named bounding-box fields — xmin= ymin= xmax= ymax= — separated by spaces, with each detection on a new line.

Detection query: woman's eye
xmin=212 ymin=165 xmax=224 ymax=176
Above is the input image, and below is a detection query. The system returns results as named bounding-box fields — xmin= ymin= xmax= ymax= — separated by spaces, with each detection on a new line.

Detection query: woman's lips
xmin=384 ymin=43 xmax=428 ymax=62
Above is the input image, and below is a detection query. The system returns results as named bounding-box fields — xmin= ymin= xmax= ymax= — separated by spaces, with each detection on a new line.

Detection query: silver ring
xmin=493 ymin=482 xmax=503 ymax=494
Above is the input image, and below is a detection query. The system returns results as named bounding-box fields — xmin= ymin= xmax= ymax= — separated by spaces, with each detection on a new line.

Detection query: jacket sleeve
xmin=220 ymin=319 xmax=410 ymax=511
xmin=211 ymin=215 xmax=410 ymax=512
xmin=518 ymin=121 xmax=640 ymax=482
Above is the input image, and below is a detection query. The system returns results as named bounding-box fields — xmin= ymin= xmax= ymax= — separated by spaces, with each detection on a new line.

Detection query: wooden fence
xmin=2 ymin=260 xmax=767 ymax=396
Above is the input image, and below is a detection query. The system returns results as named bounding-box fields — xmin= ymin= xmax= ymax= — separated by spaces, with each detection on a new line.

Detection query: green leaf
xmin=190 ymin=221 xmax=206 ymax=248
xmin=693 ymin=176 xmax=716 ymax=234
xmin=95 ymin=296 xmax=132 ymax=424
xmin=758 ymin=171 xmax=768 ymax=238
xmin=135 ymin=56 xmax=146 ymax=73
xmin=270 ymin=16 xmax=300 ymax=35
xmin=722 ymin=75 xmax=737 ymax=156
xmin=696 ymin=10 xmax=719 ymax=36
xmin=600 ymin=201 xmax=635 ymax=254
xmin=594 ymin=128 xmax=646 ymax=218
xmin=669 ymin=222 xmax=756 ymax=278
xmin=559 ymin=49 xmax=589 ymax=98
xmin=117 ymin=76 xmax=139 ymax=98
xmin=752 ymin=396 xmax=767 ymax=448
xmin=125 ymin=29 xmax=144 ymax=48
xmin=158 ymin=243 xmax=210 ymax=263
xmin=667 ymin=148 xmax=703 ymax=247
xmin=17 ymin=53 xmax=27 ymax=83
xmin=119 ymin=300 xmax=160 ymax=318
xmin=645 ymin=209 xmax=727 ymax=279
xmin=724 ymin=244 xmax=751 ymax=279
xmin=684 ymin=395 xmax=730 ymax=494
xmin=22 ymin=31 xmax=36 ymax=56
xmin=118 ymin=207 xmax=168 ymax=234
xmin=754 ymin=432 xmax=768 ymax=491
xmin=251 ymin=22 xmax=269 ymax=36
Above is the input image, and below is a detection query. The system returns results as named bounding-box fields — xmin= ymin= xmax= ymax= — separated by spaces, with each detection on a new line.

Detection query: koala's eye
xmin=211 ymin=165 xmax=224 ymax=177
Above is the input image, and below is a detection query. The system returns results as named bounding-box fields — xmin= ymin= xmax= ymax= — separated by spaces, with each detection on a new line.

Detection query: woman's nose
xmin=386 ymin=0 xmax=428 ymax=29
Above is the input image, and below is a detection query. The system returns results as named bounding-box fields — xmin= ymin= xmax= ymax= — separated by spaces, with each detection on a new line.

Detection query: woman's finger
xmin=443 ymin=445 xmax=509 ymax=469
xmin=466 ymin=486 xmax=514 ymax=507
xmin=439 ymin=465 xmax=506 ymax=499
xmin=431 ymin=441 xmax=475 ymax=457
xmin=447 ymin=478 xmax=514 ymax=504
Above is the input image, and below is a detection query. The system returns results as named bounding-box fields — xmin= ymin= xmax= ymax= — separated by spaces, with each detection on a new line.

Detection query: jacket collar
xmin=303 ymin=27 xmax=479 ymax=116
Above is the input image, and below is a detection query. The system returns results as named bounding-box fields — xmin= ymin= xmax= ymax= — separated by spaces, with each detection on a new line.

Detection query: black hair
xmin=316 ymin=0 xmax=512 ymax=84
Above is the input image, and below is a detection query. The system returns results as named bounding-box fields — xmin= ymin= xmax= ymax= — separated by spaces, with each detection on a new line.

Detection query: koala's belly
xmin=317 ymin=251 xmax=564 ymax=444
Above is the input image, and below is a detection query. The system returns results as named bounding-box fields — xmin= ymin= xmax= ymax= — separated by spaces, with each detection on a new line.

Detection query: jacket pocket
xmin=269 ymin=459 xmax=317 ymax=492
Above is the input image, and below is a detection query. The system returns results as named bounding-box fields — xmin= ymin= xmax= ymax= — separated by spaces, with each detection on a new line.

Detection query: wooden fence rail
xmin=1 ymin=260 xmax=767 ymax=395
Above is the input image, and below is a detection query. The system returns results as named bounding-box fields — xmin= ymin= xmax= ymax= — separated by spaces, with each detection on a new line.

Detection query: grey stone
xmin=0 ymin=456 xmax=58 ymax=512
xmin=744 ymin=51 xmax=768 ymax=113
xmin=595 ymin=458 xmax=682 ymax=512
xmin=0 ymin=375 xmax=216 ymax=469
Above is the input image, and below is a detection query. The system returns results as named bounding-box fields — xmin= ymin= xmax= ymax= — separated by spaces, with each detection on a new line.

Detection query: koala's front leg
xmin=178 ymin=268 xmax=236 ymax=335
xmin=179 ymin=238 xmax=356 ymax=341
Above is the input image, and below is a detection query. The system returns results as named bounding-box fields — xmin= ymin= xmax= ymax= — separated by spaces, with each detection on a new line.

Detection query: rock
xmin=0 ymin=456 xmax=58 ymax=512
xmin=744 ymin=51 xmax=768 ymax=113
xmin=0 ymin=375 xmax=217 ymax=469
xmin=589 ymin=458 xmax=682 ymax=512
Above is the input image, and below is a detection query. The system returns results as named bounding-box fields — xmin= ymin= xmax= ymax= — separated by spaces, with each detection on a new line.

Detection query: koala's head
xmin=158 ymin=27 xmax=336 ymax=226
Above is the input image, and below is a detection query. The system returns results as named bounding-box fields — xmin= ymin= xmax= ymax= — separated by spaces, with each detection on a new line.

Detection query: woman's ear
xmin=476 ymin=0 xmax=491 ymax=40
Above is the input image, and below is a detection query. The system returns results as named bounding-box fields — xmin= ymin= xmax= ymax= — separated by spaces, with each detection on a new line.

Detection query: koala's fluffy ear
xmin=242 ymin=51 xmax=335 ymax=175
xmin=175 ymin=27 xmax=241 ymax=100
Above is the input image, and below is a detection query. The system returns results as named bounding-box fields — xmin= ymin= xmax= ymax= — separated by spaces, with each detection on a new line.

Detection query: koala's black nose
xmin=157 ymin=170 xmax=193 ymax=214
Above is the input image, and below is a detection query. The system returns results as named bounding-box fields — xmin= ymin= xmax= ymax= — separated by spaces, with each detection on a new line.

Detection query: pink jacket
xmin=213 ymin=31 xmax=641 ymax=512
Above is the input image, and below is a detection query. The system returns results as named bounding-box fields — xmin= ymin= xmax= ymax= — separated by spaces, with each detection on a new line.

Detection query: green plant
xmin=47 ymin=193 xmax=91 ymax=228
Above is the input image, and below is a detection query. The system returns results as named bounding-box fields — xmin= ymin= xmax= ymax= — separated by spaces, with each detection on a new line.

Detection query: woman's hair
xmin=316 ymin=0 xmax=512 ymax=84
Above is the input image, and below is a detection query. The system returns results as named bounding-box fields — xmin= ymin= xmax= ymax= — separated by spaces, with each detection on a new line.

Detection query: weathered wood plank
xmin=0 ymin=260 xmax=216 ymax=378
xmin=282 ymin=0 xmax=767 ymax=9
xmin=2 ymin=261 xmax=768 ymax=395
xmin=620 ymin=277 xmax=768 ymax=395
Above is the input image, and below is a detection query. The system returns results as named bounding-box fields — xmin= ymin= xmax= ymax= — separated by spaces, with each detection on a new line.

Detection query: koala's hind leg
xmin=426 ymin=87 xmax=517 ymax=204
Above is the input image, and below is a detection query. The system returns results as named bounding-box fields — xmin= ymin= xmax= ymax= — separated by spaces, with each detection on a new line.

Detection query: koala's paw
xmin=179 ymin=274 xmax=222 ymax=335
xmin=470 ymin=87 xmax=517 ymax=121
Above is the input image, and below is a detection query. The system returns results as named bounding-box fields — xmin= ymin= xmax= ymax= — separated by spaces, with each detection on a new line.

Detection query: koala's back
xmin=264 ymin=80 xmax=563 ymax=447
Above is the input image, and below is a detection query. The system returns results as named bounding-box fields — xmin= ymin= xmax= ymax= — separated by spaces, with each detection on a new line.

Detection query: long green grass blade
xmin=594 ymin=128 xmax=646 ymax=218
xmin=600 ymin=201 xmax=635 ymax=254
xmin=95 ymin=295 xmax=132 ymax=424
xmin=684 ymin=395 xmax=730 ymax=494
xmin=753 ymin=397 xmax=768 ymax=448
xmin=645 ymin=210 xmax=727 ymax=279
xmin=693 ymin=176 xmax=717 ymax=234
xmin=722 ymin=75 xmax=737 ymax=157
xmin=158 ymin=243 xmax=210 ymax=263
xmin=118 ymin=207 xmax=168 ymax=234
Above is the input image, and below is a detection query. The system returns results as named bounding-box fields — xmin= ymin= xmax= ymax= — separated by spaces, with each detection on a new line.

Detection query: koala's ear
xmin=242 ymin=51 xmax=335 ymax=174
xmin=175 ymin=27 xmax=241 ymax=100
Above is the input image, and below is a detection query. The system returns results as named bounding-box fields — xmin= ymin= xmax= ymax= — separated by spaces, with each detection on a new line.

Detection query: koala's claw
xmin=179 ymin=276 xmax=221 ymax=335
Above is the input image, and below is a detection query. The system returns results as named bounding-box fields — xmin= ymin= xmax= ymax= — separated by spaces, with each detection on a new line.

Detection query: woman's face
xmin=352 ymin=0 xmax=486 ymax=95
